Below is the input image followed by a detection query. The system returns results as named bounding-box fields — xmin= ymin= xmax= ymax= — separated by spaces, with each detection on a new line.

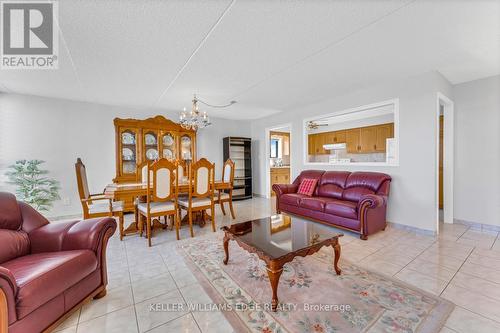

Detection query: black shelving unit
xmin=223 ymin=137 xmax=252 ymax=200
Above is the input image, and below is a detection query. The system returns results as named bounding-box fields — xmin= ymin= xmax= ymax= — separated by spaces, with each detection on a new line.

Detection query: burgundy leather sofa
xmin=273 ymin=170 xmax=391 ymax=240
xmin=0 ymin=192 xmax=116 ymax=333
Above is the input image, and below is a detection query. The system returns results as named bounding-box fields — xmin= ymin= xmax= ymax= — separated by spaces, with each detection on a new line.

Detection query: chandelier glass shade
xmin=179 ymin=95 xmax=210 ymax=131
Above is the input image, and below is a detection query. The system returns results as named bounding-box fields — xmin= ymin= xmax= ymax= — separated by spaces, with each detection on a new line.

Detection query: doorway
xmin=436 ymin=93 xmax=454 ymax=231
xmin=265 ymin=124 xmax=292 ymax=199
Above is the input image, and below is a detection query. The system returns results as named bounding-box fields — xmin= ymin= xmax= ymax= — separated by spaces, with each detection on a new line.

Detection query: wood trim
xmin=0 ymin=288 xmax=7 ymax=333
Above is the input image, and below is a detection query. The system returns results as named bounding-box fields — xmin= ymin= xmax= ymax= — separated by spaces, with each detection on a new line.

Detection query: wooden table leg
xmin=333 ymin=241 xmax=342 ymax=275
xmin=266 ymin=262 xmax=283 ymax=312
xmin=223 ymin=233 xmax=230 ymax=265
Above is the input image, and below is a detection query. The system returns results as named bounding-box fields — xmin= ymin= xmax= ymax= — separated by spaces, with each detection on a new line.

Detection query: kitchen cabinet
xmin=309 ymin=123 xmax=394 ymax=155
xmin=375 ymin=123 xmax=394 ymax=152
xmin=360 ymin=126 xmax=377 ymax=153
xmin=270 ymin=167 xmax=290 ymax=196
xmin=346 ymin=129 xmax=361 ymax=153
xmin=308 ymin=130 xmax=347 ymax=155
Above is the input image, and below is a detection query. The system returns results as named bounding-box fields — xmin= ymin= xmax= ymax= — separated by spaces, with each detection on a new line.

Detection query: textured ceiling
xmin=0 ymin=0 xmax=499 ymax=120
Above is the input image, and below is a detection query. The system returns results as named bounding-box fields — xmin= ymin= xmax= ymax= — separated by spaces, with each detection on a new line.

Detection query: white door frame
xmin=436 ymin=92 xmax=454 ymax=229
xmin=265 ymin=123 xmax=293 ymax=199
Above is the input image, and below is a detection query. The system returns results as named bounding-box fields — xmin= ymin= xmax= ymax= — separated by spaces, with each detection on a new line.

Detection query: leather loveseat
xmin=273 ymin=170 xmax=391 ymax=240
xmin=0 ymin=192 xmax=116 ymax=333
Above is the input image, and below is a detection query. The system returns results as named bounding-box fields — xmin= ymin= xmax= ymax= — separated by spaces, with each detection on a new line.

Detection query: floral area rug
xmin=178 ymin=234 xmax=453 ymax=333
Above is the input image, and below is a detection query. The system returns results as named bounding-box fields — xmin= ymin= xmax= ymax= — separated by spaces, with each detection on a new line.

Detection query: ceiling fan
xmin=307 ymin=121 xmax=328 ymax=130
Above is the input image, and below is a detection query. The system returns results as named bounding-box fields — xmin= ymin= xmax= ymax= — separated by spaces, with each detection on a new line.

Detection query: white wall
xmin=453 ymin=75 xmax=500 ymax=227
xmin=251 ymin=71 xmax=453 ymax=232
xmin=0 ymin=94 xmax=250 ymax=217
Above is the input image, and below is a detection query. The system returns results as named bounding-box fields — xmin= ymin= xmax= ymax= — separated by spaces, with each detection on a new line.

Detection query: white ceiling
xmin=1 ymin=0 xmax=499 ymax=120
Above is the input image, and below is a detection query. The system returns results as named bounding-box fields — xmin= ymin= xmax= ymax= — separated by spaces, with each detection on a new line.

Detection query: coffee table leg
xmin=266 ymin=263 xmax=283 ymax=312
xmin=223 ymin=233 xmax=230 ymax=265
xmin=333 ymin=241 xmax=341 ymax=275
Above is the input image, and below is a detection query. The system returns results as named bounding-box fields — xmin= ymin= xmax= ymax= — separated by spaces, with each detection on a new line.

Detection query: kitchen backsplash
xmin=308 ymin=152 xmax=386 ymax=163
xmin=270 ymin=155 xmax=290 ymax=166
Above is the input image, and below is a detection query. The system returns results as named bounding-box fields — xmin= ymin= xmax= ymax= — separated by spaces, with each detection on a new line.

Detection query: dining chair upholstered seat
xmin=178 ymin=197 xmax=213 ymax=208
xmin=218 ymin=193 xmax=230 ymax=200
xmin=137 ymin=201 xmax=175 ymax=214
xmin=88 ymin=201 xmax=124 ymax=214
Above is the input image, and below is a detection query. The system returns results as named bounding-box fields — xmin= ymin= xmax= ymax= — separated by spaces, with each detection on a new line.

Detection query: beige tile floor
xmin=54 ymin=198 xmax=500 ymax=333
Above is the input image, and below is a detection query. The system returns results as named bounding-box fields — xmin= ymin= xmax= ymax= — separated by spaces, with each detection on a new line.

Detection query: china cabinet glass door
xmin=180 ymin=134 xmax=192 ymax=160
xmin=144 ymin=131 xmax=159 ymax=161
xmin=161 ymin=132 xmax=176 ymax=160
xmin=121 ymin=130 xmax=137 ymax=175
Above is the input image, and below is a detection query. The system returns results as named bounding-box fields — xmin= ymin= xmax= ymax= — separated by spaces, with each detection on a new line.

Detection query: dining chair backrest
xmin=222 ymin=159 xmax=235 ymax=185
xmin=148 ymin=159 xmax=177 ymax=202
xmin=137 ymin=161 xmax=152 ymax=183
xmin=75 ymin=158 xmax=90 ymax=200
xmin=189 ymin=158 xmax=214 ymax=198
xmin=177 ymin=160 xmax=186 ymax=184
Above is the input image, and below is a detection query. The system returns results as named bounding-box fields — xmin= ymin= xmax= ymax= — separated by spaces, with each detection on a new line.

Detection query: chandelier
xmin=179 ymin=94 xmax=236 ymax=131
xmin=179 ymin=95 xmax=210 ymax=131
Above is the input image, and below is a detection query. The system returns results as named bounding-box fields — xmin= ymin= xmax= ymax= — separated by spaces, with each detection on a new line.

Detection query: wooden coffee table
xmin=221 ymin=214 xmax=343 ymax=311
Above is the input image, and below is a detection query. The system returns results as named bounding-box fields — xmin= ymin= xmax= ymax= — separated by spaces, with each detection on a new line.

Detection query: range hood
xmin=323 ymin=143 xmax=347 ymax=150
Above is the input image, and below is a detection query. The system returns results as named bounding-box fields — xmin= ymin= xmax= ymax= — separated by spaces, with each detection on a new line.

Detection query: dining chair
xmin=176 ymin=159 xmax=187 ymax=184
xmin=216 ymin=159 xmax=236 ymax=219
xmin=137 ymin=159 xmax=179 ymax=246
xmin=75 ymin=158 xmax=125 ymax=239
xmin=178 ymin=158 xmax=216 ymax=237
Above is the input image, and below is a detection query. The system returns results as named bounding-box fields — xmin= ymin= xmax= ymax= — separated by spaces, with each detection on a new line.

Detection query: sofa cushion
xmin=299 ymin=197 xmax=325 ymax=211
xmin=2 ymin=250 xmax=98 ymax=319
xmin=280 ymin=193 xmax=308 ymax=207
xmin=0 ymin=230 xmax=30 ymax=264
xmin=343 ymin=172 xmax=392 ymax=202
xmin=317 ymin=171 xmax=350 ymax=199
xmin=324 ymin=199 xmax=358 ymax=219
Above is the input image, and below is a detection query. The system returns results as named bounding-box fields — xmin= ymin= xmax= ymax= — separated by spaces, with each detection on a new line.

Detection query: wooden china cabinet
xmin=114 ymin=115 xmax=196 ymax=183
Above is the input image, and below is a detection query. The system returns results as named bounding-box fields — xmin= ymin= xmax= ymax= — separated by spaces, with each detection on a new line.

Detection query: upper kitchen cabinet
xmin=345 ymin=128 xmax=361 ymax=153
xmin=375 ymin=123 xmax=394 ymax=152
xmin=305 ymin=99 xmax=399 ymax=164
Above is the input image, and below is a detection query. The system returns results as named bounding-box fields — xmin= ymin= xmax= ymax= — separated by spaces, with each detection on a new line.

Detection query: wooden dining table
xmin=104 ymin=180 xmax=228 ymax=236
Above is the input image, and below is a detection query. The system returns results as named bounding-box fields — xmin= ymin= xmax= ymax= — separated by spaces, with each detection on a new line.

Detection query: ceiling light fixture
xmin=179 ymin=94 xmax=236 ymax=131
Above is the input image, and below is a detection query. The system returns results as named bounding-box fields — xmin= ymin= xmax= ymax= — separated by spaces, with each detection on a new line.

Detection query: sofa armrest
xmin=61 ymin=217 xmax=116 ymax=252
xmin=272 ymin=184 xmax=298 ymax=197
xmin=0 ymin=266 xmax=17 ymax=325
xmin=358 ymin=194 xmax=385 ymax=210
xmin=29 ymin=217 xmax=116 ymax=254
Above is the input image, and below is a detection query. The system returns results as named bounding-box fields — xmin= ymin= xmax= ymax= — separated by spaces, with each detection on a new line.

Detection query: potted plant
xmin=6 ymin=159 xmax=61 ymax=211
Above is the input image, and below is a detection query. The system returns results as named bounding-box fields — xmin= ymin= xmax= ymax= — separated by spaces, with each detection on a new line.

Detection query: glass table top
xmin=222 ymin=214 xmax=343 ymax=260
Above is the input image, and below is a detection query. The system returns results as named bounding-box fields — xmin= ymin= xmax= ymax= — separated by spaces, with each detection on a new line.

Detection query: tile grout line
xmin=454 ymin=225 xmax=471 ymax=241
xmin=159 ymin=247 xmax=205 ymax=332
xmin=438 ymin=245 xmax=475 ymax=297
xmin=491 ymin=232 xmax=500 ymax=250
xmin=124 ymin=237 xmax=141 ymax=333
xmin=392 ymin=238 xmax=438 ymax=277
xmin=453 ymin=304 xmax=500 ymax=326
